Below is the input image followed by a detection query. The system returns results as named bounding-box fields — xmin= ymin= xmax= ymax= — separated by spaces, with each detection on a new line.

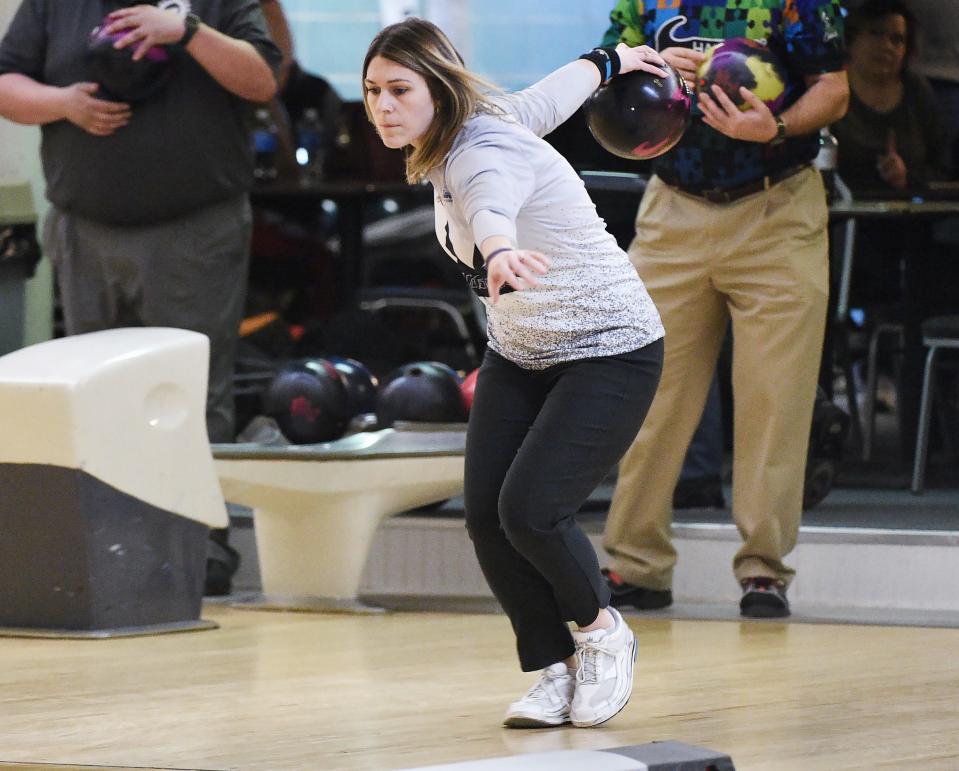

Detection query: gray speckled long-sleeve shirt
xmin=426 ymin=61 xmax=664 ymax=370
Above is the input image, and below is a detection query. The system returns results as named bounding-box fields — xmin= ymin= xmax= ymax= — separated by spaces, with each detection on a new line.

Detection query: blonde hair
xmin=362 ymin=17 xmax=500 ymax=183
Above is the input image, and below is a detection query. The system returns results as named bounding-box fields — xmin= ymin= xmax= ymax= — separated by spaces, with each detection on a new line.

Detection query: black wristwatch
xmin=769 ymin=116 xmax=787 ymax=146
xmin=179 ymin=13 xmax=201 ymax=48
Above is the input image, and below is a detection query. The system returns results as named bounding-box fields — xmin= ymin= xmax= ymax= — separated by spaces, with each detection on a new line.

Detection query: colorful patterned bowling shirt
xmin=602 ymin=0 xmax=845 ymax=192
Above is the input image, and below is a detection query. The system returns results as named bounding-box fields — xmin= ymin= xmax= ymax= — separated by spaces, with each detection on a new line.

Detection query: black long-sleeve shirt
xmin=832 ymin=71 xmax=950 ymax=195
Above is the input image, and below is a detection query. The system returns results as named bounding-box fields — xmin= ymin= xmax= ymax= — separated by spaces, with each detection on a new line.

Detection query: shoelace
xmin=575 ymin=639 xmax=616 ymax=684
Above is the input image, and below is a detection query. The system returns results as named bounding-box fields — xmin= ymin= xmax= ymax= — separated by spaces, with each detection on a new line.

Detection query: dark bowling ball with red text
xmin=262 ymin=360 xmax=352 ymax=444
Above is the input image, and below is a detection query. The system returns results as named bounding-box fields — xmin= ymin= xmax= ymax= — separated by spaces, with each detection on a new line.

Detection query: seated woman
xmin=833 ymin=0 xmax=950 ymax=195
xmin=833 ymin=0 xmax=956 ymax=421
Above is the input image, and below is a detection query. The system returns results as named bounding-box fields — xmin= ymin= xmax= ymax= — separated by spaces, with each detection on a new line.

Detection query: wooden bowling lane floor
xmin=2 ymin=606 xmax=959 ymax=771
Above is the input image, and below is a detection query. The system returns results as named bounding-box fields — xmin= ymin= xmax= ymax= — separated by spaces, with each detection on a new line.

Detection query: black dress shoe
xmin=205 ymin=536 xmax=240 ymax=597
xmin=739 ymin=577 xmax=790 ymax=618
xmin=602 ymin=568 xmax=673 ymax=610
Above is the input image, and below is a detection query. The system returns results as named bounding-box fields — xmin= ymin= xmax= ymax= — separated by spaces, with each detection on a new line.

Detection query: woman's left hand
xmin=105 ymin=5 xmax=187 ymax=60
xmin=878 ymin=130 xmax=908 ymax=190
xmin=487 ymin=249 xmax=551 ymax=305
xmin=615 ymin=44 xmax=669 ymax=79
xmin=698 ymin=84 xmax=779 ymax=143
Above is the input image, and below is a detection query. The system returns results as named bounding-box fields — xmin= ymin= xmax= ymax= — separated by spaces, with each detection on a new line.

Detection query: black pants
xmin=464 ymin=339 xmax=663 ymax=671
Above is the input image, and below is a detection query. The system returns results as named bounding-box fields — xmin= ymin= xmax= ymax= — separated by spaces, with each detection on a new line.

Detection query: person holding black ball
xmin=0 ymin=1 xmax=282 ymax=595
xmin=363 ymin=16 xmax=672 ymax=728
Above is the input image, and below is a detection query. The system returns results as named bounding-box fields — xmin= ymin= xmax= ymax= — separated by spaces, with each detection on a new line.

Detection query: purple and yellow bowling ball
xmin=584 ymin=64 xmax=692 ymax=161
xmin=695 ymin=38 xmax=787 ymax=113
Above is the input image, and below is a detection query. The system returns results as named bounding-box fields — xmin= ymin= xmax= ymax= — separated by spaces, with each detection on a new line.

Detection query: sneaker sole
xmin=570 ymin=632 xmax=637 ymax=728
xmin=503 ymin=714 xmax=570 ymax=729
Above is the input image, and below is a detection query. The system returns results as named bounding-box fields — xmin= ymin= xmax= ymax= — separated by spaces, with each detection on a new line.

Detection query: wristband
xmin=484 ymin=247 xmax=513 ymax=266
xmin=179 ymin=13 xmax=201 ymax=48
xmin=578 ymin=47 xmax=621 ymax=82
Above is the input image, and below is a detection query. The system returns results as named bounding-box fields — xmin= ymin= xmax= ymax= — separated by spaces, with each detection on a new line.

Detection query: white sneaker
xmin=503 ymin=662 xmax=574 ymax=728
xmin=570 ymin=606 xmax=637 ymax=727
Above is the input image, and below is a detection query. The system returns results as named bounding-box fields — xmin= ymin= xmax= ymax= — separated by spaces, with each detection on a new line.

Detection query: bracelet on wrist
xmin=484 ymin=247 xmax=513 ymax=266
xmin=578 ymin=46 xmax=621 ymax=82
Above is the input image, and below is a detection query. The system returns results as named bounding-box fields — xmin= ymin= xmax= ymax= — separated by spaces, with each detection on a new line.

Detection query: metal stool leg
xmin=834 ymin=331 xmax=863 ymax=446
xmin=911 ymin=345 xmax=939 ymax=494
xmin=862 ymin=323 xmax=904 ymax=462
xmin=834 ymin=215 xmax=864 ymax=447
xmin=862 ymin=327 xmax=881 ymax=461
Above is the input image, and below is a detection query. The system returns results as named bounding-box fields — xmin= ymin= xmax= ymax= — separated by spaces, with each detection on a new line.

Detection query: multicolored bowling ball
xmin=584 ymin=64 xmax=692 ymax=161
xmin=86 ymin=17 xmax=172 ymax=102
xmin=695 ymin=38 xmax=787 ymax=113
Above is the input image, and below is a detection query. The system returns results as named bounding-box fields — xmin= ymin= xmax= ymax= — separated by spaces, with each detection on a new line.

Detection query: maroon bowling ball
xmin=460 ymin=368 xmax=479 ymax=413
xmin=376 ymin=361 xmax=466 ymax=427
xmin=87 ymin=18 xmax=172 ymax=102
xmin=584 ymin=65 xmax=692 ymax=161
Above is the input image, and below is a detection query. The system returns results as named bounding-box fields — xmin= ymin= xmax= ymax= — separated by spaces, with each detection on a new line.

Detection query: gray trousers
xmin=43 ymin=196 xmax=252 ymax=443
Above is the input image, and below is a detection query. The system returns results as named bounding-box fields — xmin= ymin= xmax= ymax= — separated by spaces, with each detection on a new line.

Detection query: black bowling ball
xmin=379 ymin=361 xmax=460 ymax=390
xmin=584 ymin=65 xmax=691 ymax=161
xmin=322 ymin=356 xmax=379 ymax=415
xmin=262 ymin=360 xmax=351 ymax=444
xmin=376 ymin=361 xmax=466 ymax=426
xmin=86 ymin=17 xmax=172 ymax=102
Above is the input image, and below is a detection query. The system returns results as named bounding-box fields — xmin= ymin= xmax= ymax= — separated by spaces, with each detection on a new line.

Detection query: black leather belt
xmin=665 ymin=163 xmax=812 ymax=204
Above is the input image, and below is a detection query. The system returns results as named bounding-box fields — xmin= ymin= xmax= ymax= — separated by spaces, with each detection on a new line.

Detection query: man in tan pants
xmin=600 ymin=1 xmax=849 ymax=617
